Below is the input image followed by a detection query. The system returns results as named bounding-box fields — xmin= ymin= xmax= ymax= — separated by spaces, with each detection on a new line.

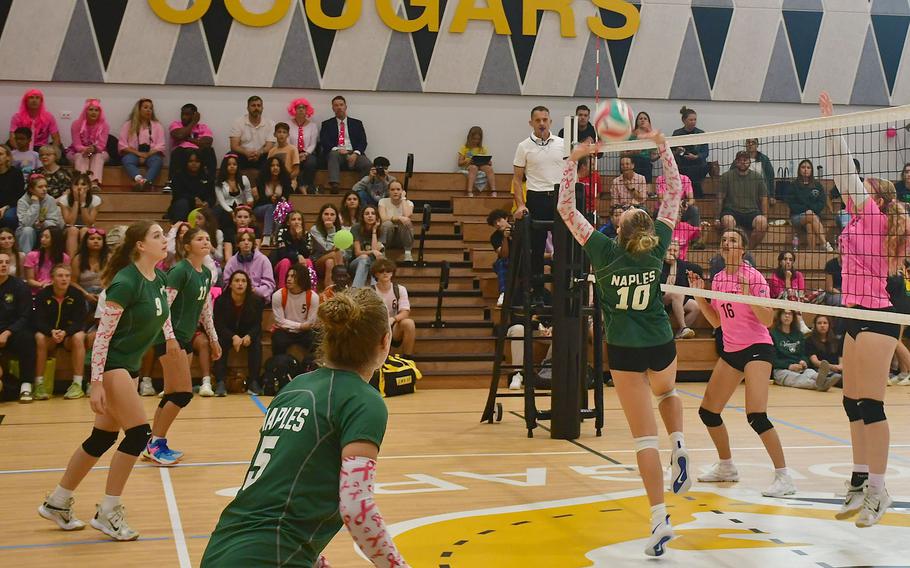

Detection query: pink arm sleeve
xmin=556 ymin=160 xmax=594 ymax=246
xmin=339 ymin=456 xmax=409 ymax=568
xmin=161 ymin=288 xmax=178 ymax=341
xmin=91 ymin=303 xmax=124 ymax=382
xmin=656 ymin=141 xmax=683 ymax=226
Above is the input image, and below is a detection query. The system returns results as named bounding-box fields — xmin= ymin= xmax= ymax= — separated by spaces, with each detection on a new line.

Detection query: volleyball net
xmin=581 ymin=104 xmax=910 ymax=327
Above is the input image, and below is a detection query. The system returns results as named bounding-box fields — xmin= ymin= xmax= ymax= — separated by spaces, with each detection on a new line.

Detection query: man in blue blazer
xmin=319 ymin=95 xmax=371 ymax=193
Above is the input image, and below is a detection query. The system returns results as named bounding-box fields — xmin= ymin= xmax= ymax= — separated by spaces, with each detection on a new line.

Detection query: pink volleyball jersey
xmin=711 ymin=263 xmax=773 ymax=352
xmin=839 ymin=198 xmax=891 ymax=309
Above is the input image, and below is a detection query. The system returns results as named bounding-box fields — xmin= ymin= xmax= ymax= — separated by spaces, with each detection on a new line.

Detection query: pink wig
xmin=287 ymin=98 xmax=314 ymax=118
xmin=74 ymin=98 xmax=106 ymax=134
xmin=14 ymin=88 xmax=54 ymax=131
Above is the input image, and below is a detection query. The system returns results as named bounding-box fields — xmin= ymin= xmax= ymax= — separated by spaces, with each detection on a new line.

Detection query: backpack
xmin=274 ymin=288 xmax=314 ymax=330
xmin=372 ymin=283 xmax=401 ymax=314
xmin=261 ymin=354 xmax=302 ymax=396
xmin=370 ymin=355 xmax=421 ymax=397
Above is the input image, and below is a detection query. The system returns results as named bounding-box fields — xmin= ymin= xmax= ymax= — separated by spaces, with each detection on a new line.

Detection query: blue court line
xmin=0 ymin=460 xmax=248 ymax=476
xmin=249 ymin=393 xmax=268 ymax=414
xmin=0 ymin=534 xmax=210 ymax=551
xmin=677 ymin=388 xmax=910 ymax=465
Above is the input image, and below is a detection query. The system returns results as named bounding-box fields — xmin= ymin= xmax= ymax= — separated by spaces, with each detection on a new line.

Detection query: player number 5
xmin=241 ymin=435 xmax=279 ymax=490
xmin=615 ymin=285 xmax=649 ymax=311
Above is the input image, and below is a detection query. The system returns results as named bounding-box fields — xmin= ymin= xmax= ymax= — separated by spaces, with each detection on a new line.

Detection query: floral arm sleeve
xmin=556 ymin=160 xmax=594 ymax=246
xmin=656 ymin=140 xmax=683 ymax=227
xmin=199 ymin=296 xmax=218 ymax=342
xmin=90 ymin=303 xmax=124 ymax=383
xmin=161 ymin=288 xmax=178 ymax=341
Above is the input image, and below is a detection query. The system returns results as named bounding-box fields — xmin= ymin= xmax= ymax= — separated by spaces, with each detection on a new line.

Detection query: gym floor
xmin=1 ymin=385 xmax=909 ymax=567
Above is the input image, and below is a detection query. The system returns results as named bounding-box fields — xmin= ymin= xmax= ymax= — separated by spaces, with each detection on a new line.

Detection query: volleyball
xmin=334 ymin=229 xmax=354 ymax=250
xmin=594 ymin=99 xmax=634 ymax=142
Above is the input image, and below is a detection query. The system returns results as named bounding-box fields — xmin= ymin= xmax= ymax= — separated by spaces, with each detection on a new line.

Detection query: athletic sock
xmin=650 ymin=503 xmax=667 ymax=528
xmin=201 ymin=375 xmax=211 ymax=385
xmin=72 ymin=375 xmax=83 ymax=387
xmin=669 ymin=432 xmax=685 ymax=450
xmin=775 ymin=467 xmax=789 ymax=476
xmin=141 ymin=376 xmax=152 ymax=384
xmin=48 ymin=485 xmax=74 ymax=507
xmin=100 ymin=494 xmax=120 ymax=515
xmin=868 ymin=473 xmax=885 ymax=489
xmin=35 ymin=375 xmax=44 ymax=385
xmin=719 ymin=458 xmax=734 ymax=466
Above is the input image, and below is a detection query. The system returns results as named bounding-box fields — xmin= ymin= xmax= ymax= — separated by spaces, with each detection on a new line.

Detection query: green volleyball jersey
xmin=156 ymin=259 xmax=212 ymax=344
xmin=202 ymin=368 xmax=388 ymax=568
xmin=104 ymin=264 xmax=169 ymax=374
xmin=585 ymin=220 xmax=674 ymax=348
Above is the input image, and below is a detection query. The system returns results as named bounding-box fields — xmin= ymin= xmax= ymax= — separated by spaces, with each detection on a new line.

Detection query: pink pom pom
xmin=887 ymin=127 xmax=898 ymax=139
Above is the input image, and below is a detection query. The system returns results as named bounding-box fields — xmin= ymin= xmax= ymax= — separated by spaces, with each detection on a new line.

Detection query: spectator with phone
xmin=352 ymin=156 xmax=396 ymax=207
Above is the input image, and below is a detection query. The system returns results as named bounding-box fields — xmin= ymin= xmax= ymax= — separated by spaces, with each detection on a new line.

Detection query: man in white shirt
xmin=319 ymin=96 xmax=371 ymax=193
xmin=229 ymin=96 xmax=275 ymax=172
xmin=512 ymin=106 xmax=565 ymax=297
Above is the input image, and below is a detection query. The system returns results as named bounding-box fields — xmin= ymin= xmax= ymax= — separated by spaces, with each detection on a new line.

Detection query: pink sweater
xmin=118 ymin=121 xmax=166 ymax=154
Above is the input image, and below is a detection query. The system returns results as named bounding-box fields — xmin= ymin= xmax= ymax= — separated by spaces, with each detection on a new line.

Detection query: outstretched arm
xmin=650 ymin=132 xmax=682 ymax=227
xmin=557 ymin=143 xmax=597 ymax=246
xmin=820 ymin=91 xmax=867 ymax=211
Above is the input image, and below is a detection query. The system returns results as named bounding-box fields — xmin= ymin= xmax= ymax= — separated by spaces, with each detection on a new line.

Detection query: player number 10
xmin=615 ymin=285 xmax=650 ymax=311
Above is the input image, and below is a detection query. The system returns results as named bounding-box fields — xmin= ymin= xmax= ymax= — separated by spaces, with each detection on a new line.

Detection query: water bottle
xmin=792 ymin=234 xmax=799 ymax=251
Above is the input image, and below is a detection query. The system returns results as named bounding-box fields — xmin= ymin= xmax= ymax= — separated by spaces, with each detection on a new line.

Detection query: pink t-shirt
xmin=375 ymin=283 xmax=410 ymax=317
xmin=24 ymin=250 xmax=71 ymax=293
xmin=672 ymin=221 xmax=700 ymax=260
xmin=769 ymin=270 xmax=805 ymax=299
xmin=169 ymin=121 xmax=214 ymax=150
xmin=711 ymin=263 xmax=773 ymax=352
xmin=840 ymin=198 xmax=891 ymax=309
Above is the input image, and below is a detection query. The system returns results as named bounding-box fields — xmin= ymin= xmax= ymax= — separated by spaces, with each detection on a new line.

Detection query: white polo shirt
xmin=229 ymin=114 xmax=276 ymax=152
xmin=513 ymin=133 xmax=565 ymax=193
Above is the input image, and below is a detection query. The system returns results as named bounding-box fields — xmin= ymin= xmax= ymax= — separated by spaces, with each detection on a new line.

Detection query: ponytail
xmin=617 ymin=208 xmax=659 ymax=255
xmin=870 ymin=178 xmax=908 ymax=263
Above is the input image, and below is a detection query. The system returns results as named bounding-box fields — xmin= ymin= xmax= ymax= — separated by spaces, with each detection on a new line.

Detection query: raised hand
xmin=819 ymin=91 xmax=833 ymax=117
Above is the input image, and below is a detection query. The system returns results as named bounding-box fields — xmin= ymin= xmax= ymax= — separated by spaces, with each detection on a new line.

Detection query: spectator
xmin=253 ymin=156 xmax=291 ymax=240
xmin=267 ymin=122 xmax=301 ymax=188
xmin=33 ymin=264 xmax=87 ymax=401
xmin=557 ymin=104 xmax=596 ymax=143
xmin=487 ymin=209 xmax=511 ymax=307
xmin=163 ymin=221 xmax=191 ymax=271
xmin=37 ymin=145 xmax=72 ymax=199
xmin=378 ymin=180 xmax=415 ymax=262
xmin=168 ymin=103 xmax=216 ymax=186
xmin=371 ymin=258 xmax=415 ymax=358
xmin=624 ymin=111 xmax=659 ymax=182
xmin=0 ymin=146 xmax=25 ymax=228
xmin=717 ymin=150 xmax=768 ymax=248
xmin=232 ymin=204 xmax=259 ymax=243
xmin=66 ymin=98 xmax=109 ymax=183
xmin=598 ymin=204 xmax=623 ymax=238
xmin=0 ymin=227 xmax=23 ymax=277
xmin=339 ymin=190 xmax=361 ymax=229
xmin=770 ymin=309 xmax=837 ymax=391
xmin=167 ymin=149 xmax=213 ymax=222
xmin=457 ymin=126 xmax=497 ymax=196
xmin=11 ymin=127 xmax=40 ymax=175
xmin=785 ymin=159 xmax=832 ymax=251
xmin=71 ymin=227 xmax=108 ymax=304
xmin=286 ymin=98 xmax=319 ymax=194
xmin=506 ymin=317 xmax=552 ymax=390
xmin=58 ymin=173 xmax=102 ymax=258
xmin=17 ymin=174 xmax=63 ymax=254
xmin=661 ymin=239 xmax=701 ymax=339
xmin=672 ymin=106 xmax=709 ymax=197
xmin=824 ymin=252 xmax=842 ymax=307
xmin=213 ymin=270 xmax=264 ymax=396
xmin=769 ymin=251 xmax=812 ymax=335
xmin=24 ymin=226 xmax=68 ymax=294
xmin=321 ymin=264 xmax=351 ymax=301
xmin=310 ymin=203 xmax=346 ymax=289
xmin=214 ymin=154 xmax=254 ymax=257
xmin=9 ymin=89 xmax=61 ymax=154
xmin=610 ymin=156 xmax=647 ymax=208
xmin=576 ymin=155 xmax=600 ymax=213
xmin=352 ymin=156 xmax=396 ymax=208
xmin=319 ymin=95 xmax=370 ymax=193
xmin=119 ymin=98 xmax=166 ymax=190
xmin=896 ymin=162 xmax=910 ymax=203
xmin=271 ymin=263 xmax=319 ymax=361
xmin=350 ymin=205 xmax=383 ymax=288
xmin=229 ymin=95 xmax=275 ymax=171
xmin=222 ymin=230 xmax=275 ymax=302
xmin=806 ymin=314 xmax=843 ymax=387
xmin=271 ymin=209 xmax=315 ymax=290
xmin=734 ymin=138 xmax=774 ymax=200
xmin=0 ymin=252 xmax=36 ymax=402
xmin=656 ymin=173 xmax=700 ymax=258
xmin=194 ymin=207 xmax=225 ymax=268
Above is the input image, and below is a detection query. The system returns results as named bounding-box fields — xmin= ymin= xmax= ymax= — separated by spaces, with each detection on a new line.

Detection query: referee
xmin=512 ymin=106 xmax=565 ymax=300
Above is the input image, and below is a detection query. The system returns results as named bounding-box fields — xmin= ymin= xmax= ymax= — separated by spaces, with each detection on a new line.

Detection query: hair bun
xmin=318 ymin=293 xmax=361 ymax=335
xmin=679 ymin=105 xmax=690 ymax=116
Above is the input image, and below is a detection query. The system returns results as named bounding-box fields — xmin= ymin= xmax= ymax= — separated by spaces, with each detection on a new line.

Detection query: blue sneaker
xmin=141 ymin=438 xmax=180 ymax=465
xmin=670 ymin=447 xmax=691 ymax=495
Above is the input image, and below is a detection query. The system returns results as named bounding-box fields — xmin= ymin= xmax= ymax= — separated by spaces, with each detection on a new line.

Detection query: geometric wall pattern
xmin=1 ymin=0 xmax=908 ymax=105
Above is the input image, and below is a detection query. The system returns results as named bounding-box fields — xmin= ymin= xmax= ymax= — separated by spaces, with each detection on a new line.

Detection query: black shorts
xmin=844 ymin=307 xmax=901 ymax=340
xmin=607 ymin=341 xmax=676 ymax=373
xmin=719 ymin=343 xmax=775 ymax=372
xmin=154 ymin=338 xmax=194 ymax=358
xmin=720 ymin=209 xmax=760 ymax=229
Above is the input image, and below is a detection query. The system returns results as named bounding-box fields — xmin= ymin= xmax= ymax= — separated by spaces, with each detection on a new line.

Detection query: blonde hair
xmin=868 ymin=178 xmax=908 ymax=263
xmin=317 ymin=288 xmax=389 ymax=371
xmin=618 ymin=208 xmax=659 ymax=254
xmin=127 ymin=98 xmax=157 ymax=137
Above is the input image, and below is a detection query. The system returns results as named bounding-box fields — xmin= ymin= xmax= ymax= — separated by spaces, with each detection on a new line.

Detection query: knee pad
xmin=698 ymin=407 xmax=723 ymax=428
xmin=81 ymin=427 xmax=118 ymax=458
xmin=655 ymin=388 xmax=678 ymax=404
xmin=161 ymin=391 xmax=193 ymax=409
xmin=746 ymin=412 xmax=774 ymax=435
xmin=843 ymin=396 xmax=862 ymax=422
xmin=858 ymin=398 xmax=886 ymax=425
xmin=633 ymin=436 xmax=659 ymax=453
xmin=117 ymin=424 xmax=151 ymax=456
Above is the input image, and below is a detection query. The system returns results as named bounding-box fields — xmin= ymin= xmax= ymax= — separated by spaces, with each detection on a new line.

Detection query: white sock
xmin=100 ymin=494 xmax=120 ymax=515
xmin=20 ymin=382 xmax=31 ymax=393
xmin=868 ymin=473 xmax=885 ymax=489
xmin=35 ymin=375 xmax=44 ymax=385
xmin=202 ymin=375 xmax=211 ymax=385
xmin=48 ymin=485 xmax=74 ymax=507
xmin=141 ymin=376 xmax=152 ymax=384
xmin=72 ymin=375 xmax=83 ymax=386
xmin=151 ymin=435 xmax=162 ymax=443
xmin=719 ymin=458 xmax=734 ymax=466
xmin=650 ymin=503 xmax=667 ymax=528
xmin=775 ymin=467 xmax=789 ymax=476
xmin=854 ymin=464 xmax=870 ymax=473
xmin=669 ymin=431 xmax=685 ymax=450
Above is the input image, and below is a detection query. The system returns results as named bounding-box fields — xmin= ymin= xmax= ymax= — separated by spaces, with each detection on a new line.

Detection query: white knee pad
xmin=655 ymin=388 xmax=678 ymax=403
xmin=634 ymin=436 xmax=660 ymax=453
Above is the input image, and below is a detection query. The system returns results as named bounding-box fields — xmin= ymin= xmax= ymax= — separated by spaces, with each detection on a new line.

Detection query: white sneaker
xmin=675 ymin=327 xmax=696 ymax=339
xmin=698 ymin=461 xmax=739 ymax=482
xmin=509 ymin=372 xmax=523 ymax=390
xmin=90 ymin=504 xmax=139 ymax=541
xmin=403 ymin=250 xmax=413 ymax=262
xmin=762 ymin=472 xmax=797 ymax=497
xmin=670 ymin=448 xmax=692 ymax=494
xmin=855 ymin=485 xmax=892 ymax=528
xmin=644 ymin=515 xmax=674 ymax=557
xmin=39 ymin=496 xmax=86 ymax=531
xmin=824 ymin=241 xmax=835 ymax=253
xmin=198 ymin=382 xmax=214 ymax=397
xmin=799 ymin=320 xmax=812 ymax=336
xmin=835 ymin=480 xmax=867 ymax=520
xmin=138 ymin=377 xmax=155 ymax=397
xmin=262 ymin=235 xmax=271 ymax=247
xmin=896 ymin=372 xmax=910 ymax=386
xmin=496 ymin=293 xmax=504 ymax=307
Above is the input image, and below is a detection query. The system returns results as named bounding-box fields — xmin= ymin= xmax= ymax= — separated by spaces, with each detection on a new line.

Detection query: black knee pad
xmin=858 ymin=398 xmax=886 ymax=425
xmin=81 ymin=427 xmax=118 ymax=458
xmin=843 ymin=396 xmax=862 ymax=422
xmin=162 ymin=391 xmax=193 ymax=409
xmin=117 ymin=424 xmax=151 ymax=456
xmin=698 ymin=407 xmax=723 ymax=427
xmin=746 ymin=412 xmax=774 ymax=435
